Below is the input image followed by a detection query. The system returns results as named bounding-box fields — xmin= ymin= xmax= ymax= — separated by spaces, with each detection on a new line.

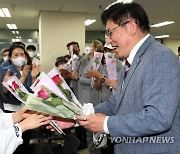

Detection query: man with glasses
xmin=76 ymin=2 xmax=180 ymax=154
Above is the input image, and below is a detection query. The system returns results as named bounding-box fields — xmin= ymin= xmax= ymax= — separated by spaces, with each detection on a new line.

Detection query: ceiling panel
xmin=0 ymin=0 xmax=179 ymax=38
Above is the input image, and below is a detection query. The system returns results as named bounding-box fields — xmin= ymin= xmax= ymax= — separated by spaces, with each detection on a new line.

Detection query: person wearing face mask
xmin=0 ymin=43 xmax=40 ymax=112
xmin=0 ymin=43 xmax=41 ymax=154
xmin=66 ymin=41 xmax=82 ymax=98
xmin=87 ymin=43 xmax=123 ymax=102
xmin=26 ymin=45 xmax=40 ymax=65
xmin=1 ymin=48 xmax=11 ymax=68
xmin=71 ymin=40 xmax=104 ymax=154
xmin=84 ymin=46 xmax=91 ymax=56
xmin=55 ymin=56 xmax=70 ymax=81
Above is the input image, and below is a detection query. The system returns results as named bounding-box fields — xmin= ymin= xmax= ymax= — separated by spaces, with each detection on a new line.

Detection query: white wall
xmin=39 ymin=11 xmax=85 ymax=72
xmin=163 ymin=38 xmax=180 ymax=55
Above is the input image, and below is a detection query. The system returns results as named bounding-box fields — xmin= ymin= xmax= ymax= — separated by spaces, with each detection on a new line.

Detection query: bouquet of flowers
xmin=3 ymin=68 xmax=94 ymax=135
xmin=28 ymin=68 xmax=83 ymax=119
xmin=91 ymin=51 xmax=103 ymax=87
xmin=2 ymin=76 xmax=30 ymax=104
xmin=26 ymin=86 xmax=82 ymax=119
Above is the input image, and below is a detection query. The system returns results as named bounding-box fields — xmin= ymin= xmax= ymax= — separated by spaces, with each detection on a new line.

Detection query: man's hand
xmin=76 ymin=113 xmax=106 ymax=133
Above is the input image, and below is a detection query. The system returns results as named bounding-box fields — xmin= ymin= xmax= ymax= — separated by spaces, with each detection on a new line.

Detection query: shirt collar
xmin=127 ymin=34 xmax=150 ymax=65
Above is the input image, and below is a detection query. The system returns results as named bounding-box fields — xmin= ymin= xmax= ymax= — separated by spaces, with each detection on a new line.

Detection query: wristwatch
xmin=100 ymin=76 xmax=106 ymax=83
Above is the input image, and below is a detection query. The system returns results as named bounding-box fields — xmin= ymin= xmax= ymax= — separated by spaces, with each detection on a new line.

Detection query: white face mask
xmin=28 ymin=52 xmax=35 ymax=58
xmin=84 ymin=46 xmax=91 ymax=55
xmin=58 ymin=64 xmax=66 ymax=69
xmin=104 ymin=52 xmax=114 ymax=59
xmin=12 ymin=57 xmax=26 ymax=67
xmin=3 ymin=56 xmax=9 ymax=61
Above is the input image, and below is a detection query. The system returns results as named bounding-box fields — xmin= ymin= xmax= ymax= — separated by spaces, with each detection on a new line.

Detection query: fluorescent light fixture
xmin=12 ymin=39 xmax=21 ymax=42
xmin=151 ymin=21 xmax=175 ymax=27
xmin=0 ymin=8 xmax=11 ymax=17
xmin=155 ymin=35 xmax=170 ymax=39
xmin=2 ymin=8 xmax=11 ymax=17
xmin=12 ymin=24 xmax=17 ymax=29
xmin=28 ymin=39 xmax=32 ymax=43
xmin=12 ymin=31 xmax=19 ymax=34
xmin=12 ymin=39 xmax=16 ymax=42
xmin=15 ymin=36 xmax=21 ymax=39
xmin=85 ymin=19 xmax=96 ymax=26
xmin=7 ymin=24 xmax=17 ymax=29
xmin=0 ymin=9 xmax=5 ymax=17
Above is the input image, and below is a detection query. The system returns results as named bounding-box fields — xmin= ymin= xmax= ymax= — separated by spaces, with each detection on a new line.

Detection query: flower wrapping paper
xmin=2 ymin=76 xmax=30 ymax=104
xmin=105 ymin=56 xmax=117 ymax=80
xmin=26 ymin=67 xmax=84 ymax=119
xmin=26 ymin=86 xmax=83 ymax=119
xmin=91 ymin=52 xmax=103 ymax=87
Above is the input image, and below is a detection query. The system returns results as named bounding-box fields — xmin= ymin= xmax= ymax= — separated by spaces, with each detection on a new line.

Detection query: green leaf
xmin=51 ymin=98 xmax=63 ymax=106
xmin=63 ymin=89 xmax=72 ymax=101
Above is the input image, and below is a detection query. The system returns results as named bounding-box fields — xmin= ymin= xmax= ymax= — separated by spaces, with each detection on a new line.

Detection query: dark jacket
xmin=0 ymin=64 xmax=33 ymax=107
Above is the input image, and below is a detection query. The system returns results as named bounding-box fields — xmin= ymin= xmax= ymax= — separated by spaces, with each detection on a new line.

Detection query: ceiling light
xmin=12 ymin=39 xmax=16 ymax=42
xmin=85 ymin=19 xmax=96 ymax=26
xmin=12 ymin=38 xmax=21 ymax=42
xmin=0 ymin=9 xmax=5 ymax=17
xmin=2 ymin=8 xmax=11 ymax=17
xmin=7 ymin=24 xmax=17 ymax=29
xmin=28 ymin=39 xmax=32 ymax=42
xmin=0 ymin=8 xmax=11 ymax=17
xmin=155 ymin=35 xmax=170 ymax=39
xmin=151 ymin=21 xmax=175 ymax=27
xmin=12 ymin=31 xmax=19 ymax=34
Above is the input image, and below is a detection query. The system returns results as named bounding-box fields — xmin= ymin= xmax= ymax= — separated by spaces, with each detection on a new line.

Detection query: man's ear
xmin=128 ymin=20 xmax=137 ymax=36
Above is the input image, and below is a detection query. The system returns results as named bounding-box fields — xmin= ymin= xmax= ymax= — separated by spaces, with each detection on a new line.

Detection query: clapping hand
xmin=3 ymin=69 xmax=15 ymax=93
xmin=31 ymin=64 xmax=41 ymax=79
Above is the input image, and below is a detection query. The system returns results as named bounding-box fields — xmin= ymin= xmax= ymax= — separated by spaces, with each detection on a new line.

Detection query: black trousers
xmin=13 ymin=130 xmax=31 ymax=154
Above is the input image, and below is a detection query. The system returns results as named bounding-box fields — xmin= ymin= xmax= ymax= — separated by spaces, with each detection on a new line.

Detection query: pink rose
xmin=37 ymin=88 xmax=49 ymax=100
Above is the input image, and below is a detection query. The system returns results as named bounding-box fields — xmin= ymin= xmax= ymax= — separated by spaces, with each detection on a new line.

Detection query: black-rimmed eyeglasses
xmin=105 ymin=20 xmax=130 ymax=38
